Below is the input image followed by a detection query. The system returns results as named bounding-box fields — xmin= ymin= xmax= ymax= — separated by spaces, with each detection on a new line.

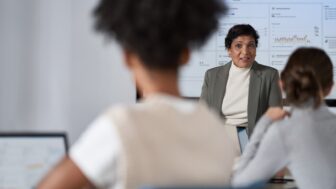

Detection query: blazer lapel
xmin=248 ymin=62 xmax=261 ymax=127
xmin=214 ymin=63 xmax=231 ymax=113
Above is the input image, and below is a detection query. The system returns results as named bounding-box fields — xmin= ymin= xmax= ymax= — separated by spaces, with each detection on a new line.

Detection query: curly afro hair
xmin=93 ymin=0 xmax=227 ymax=70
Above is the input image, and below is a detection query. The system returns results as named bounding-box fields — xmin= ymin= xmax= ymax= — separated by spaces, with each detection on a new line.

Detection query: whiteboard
xmin=179 ymin=0 xmax=336 ymax=100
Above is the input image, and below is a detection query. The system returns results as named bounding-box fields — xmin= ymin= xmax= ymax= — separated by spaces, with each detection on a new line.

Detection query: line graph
xmin=273 ymin=35 xmax=311 ymax=44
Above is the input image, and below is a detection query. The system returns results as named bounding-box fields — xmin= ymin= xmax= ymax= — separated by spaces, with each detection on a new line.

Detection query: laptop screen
xmin=0 ymin=133 xmax=68 ymax=189
xmin=237 ymin=127 xmax=249 ymax=153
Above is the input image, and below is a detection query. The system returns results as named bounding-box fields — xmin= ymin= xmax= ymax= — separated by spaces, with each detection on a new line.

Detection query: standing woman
xmin=232 ymin=47 xmax=336 ymax=189
xmin=201 ymin=24 xmax=282 ymax=136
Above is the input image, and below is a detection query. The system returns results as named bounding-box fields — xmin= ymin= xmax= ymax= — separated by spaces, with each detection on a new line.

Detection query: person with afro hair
xmin=38 ymin=0 xmax=240 ymax=189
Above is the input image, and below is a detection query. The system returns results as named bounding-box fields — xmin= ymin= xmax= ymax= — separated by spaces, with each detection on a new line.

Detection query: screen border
xmin=0 ymin=132 xmax=69 ymax=152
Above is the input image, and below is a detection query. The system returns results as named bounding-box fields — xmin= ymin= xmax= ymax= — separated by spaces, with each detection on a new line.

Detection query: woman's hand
xmin=265 ymin=107 xmax=289 ymax=121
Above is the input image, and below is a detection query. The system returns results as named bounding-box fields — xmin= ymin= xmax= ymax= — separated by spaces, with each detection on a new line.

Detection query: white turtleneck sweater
xmin=222 ymin=62 xmax=251 ymax=126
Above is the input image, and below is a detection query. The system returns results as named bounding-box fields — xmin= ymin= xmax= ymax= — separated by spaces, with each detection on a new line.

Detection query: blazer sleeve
xmin=268 ymin=70 xmax=282 ymax=107
xmin=200 ymin=70 xmax=210 ymax=104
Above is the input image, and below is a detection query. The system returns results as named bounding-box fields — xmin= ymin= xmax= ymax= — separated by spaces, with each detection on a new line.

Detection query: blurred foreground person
xmin=38 ymin=0 xmax=239 ymax=189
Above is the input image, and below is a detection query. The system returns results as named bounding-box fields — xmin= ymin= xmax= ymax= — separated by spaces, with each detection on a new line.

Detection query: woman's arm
xmin=232 ymin=108 xmax=289 ymax=186
xmin=200 ymin=70 xmax=210 ymax=102
xmin=37 ymin=156 xmax=94 ymax=189
xmin=38 ymin=116 xmax=121 ymax=189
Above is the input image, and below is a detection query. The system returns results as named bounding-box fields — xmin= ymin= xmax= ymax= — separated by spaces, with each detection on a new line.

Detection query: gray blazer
xmin=200 ymin=61 xmax=282 ymax=135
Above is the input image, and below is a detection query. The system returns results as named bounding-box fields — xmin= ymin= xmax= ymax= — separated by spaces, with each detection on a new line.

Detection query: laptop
xmin=237 ymin=127 xmax=249 ymax=153
xmin=0 ymin=132 xmax=68 ymax=189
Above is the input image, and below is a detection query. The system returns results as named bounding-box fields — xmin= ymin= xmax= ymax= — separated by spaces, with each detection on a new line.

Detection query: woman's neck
xmin=134 ymin=66 xmax=180 ymax=98
xmin=124 ymin=51 xmax=182 ymax=98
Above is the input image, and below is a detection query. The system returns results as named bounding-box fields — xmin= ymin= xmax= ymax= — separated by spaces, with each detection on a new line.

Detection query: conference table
xmin=267 ymin=181 xmax=297 ymax=189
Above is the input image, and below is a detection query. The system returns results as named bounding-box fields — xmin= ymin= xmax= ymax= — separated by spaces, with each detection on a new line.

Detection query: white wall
xmin=0 ymin=0 xmax=135 ymax=144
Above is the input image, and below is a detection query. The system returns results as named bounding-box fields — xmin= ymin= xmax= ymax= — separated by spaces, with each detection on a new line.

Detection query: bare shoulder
xmin=37 ymin=156 xmax=94 ymax=189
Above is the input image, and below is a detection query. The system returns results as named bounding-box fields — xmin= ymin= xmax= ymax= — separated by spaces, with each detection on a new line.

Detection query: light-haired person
xmin=232 ymin=47 xmax=336 ymax=189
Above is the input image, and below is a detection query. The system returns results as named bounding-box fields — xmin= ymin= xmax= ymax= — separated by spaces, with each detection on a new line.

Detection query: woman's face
xmin=227 ymin=35 xmax=256 ymax=68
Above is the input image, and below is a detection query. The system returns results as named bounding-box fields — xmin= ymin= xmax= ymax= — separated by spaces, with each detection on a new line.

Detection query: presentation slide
xmin=179 ymin=0 xmax=336 ymax=99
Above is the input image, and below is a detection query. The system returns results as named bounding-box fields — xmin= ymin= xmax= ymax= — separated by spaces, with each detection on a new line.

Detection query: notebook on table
xmin=0 ymin=132 xmax=68 ymax=189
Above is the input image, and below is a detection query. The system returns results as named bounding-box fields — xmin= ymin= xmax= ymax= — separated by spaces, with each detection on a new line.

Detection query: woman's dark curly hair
xmin=93 ymin=0 xmax=227 ymax=70
xmin=281 ymin=47 xmax=333 ymax=108
xmin=225 ymin=24 xmax=259 ymax=49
